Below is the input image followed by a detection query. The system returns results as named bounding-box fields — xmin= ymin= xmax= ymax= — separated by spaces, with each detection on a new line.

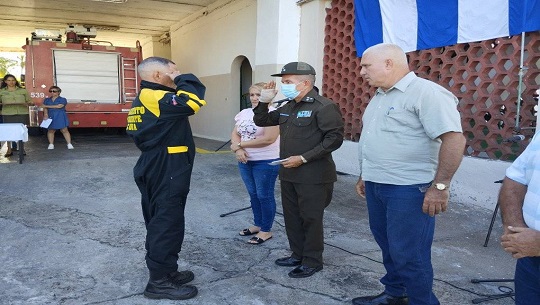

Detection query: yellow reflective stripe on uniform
xmin=177 ymin=90 xmax=206 ymax=105
xmin=139 ymin=88 xmax=164 ymax=117
xmin=177 ymin=90 xmax=207 ymax=113
xmin=167 ymin=146 xmax=188 ymax=154
xmin=186 ymin=100 xmax=202 ymax=113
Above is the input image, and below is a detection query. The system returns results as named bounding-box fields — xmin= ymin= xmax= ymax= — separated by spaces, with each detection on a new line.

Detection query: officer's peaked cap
xmin=271 ymin=61 xmax=316 ymax=77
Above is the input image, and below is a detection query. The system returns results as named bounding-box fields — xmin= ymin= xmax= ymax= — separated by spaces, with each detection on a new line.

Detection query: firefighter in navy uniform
xmin=126 ymin=57 xmax=206 ymax=301
xmin=253 ymin=62 xmax=344 ymax=278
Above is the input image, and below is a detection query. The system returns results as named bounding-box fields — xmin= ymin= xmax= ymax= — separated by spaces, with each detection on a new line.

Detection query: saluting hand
xmin=167 ymin=71 xmax=181 ymax=80
xmin=259 ymin=81 xmax=277 ymax=103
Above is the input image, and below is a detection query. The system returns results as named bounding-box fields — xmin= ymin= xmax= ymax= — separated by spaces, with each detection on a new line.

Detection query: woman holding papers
xmin=42 ymin=86 xmax=74 ymax=150
xmin=230 ymin=82 xmax=279 ymax=244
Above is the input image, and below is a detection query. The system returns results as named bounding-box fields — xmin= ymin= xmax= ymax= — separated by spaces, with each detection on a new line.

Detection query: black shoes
xmin=275 ymin=256 xmax=322 ymax=278
xmin=352 ymin=292 xmax=409 ymax=305
xmin=288 ymin=265 xmax=323 ymax=278
xmin=144 ymin=270 xmax=197 ymax=300
xmin=275 ymin=256 xmax=302 ymax=267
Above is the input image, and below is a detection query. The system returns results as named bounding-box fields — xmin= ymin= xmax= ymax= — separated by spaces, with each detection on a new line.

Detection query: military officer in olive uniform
xmin=253 ymin=62 xmax=344 ymax=278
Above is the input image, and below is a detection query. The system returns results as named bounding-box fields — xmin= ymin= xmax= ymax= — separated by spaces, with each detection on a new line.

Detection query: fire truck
xmin=24 ymin=26 xmax=142 ymax=129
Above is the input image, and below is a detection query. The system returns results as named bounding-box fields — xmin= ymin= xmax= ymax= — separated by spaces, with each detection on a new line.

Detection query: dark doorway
xmin=240 ymin=58 xmax=252 ymax=110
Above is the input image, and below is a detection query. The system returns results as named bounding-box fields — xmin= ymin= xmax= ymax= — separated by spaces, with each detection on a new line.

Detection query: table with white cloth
xmin=0 ymin=123 xmax=29 ymax=164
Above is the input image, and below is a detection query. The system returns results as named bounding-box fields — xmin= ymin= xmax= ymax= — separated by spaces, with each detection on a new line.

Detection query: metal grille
xmin=323 ymin=0 xmax=540 ymax=161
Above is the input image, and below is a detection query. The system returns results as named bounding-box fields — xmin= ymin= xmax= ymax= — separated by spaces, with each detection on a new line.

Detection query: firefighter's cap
xmin=271 ymin=61 xmax=316 ymax=77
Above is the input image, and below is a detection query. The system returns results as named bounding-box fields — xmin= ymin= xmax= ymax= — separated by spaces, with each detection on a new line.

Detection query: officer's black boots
xmin=143 ymin=270 xmax=197 ymax=300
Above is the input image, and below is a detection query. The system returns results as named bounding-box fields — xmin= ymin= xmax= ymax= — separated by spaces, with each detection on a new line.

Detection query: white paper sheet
xmin=40 ymin=118 xmax=52 ymax=128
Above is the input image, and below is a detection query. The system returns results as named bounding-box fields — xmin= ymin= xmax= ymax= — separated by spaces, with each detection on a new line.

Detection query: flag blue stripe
xmin=510 ymin=0 xmax=540 ymax=34
xmin=525 ymin=0 xmax=540 ymax=32
xmin=527 ymin=0 xmax=540 ymax=32
xmin=509 ymin=0 xmax=524 ymax=35
xmin=353 ymin=0 xmax=383 ymax=56
xmin=416 ymin=0 xmax=458 ymax=50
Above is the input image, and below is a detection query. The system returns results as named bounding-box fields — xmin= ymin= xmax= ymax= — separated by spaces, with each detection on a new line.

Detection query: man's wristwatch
xmin=300 ymin=155 xmax=307 ymax=163
xmin=433 ymin=183 xmax=448 ymax=191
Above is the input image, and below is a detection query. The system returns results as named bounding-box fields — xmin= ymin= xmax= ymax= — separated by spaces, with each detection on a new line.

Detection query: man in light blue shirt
xmin=500 ymin=133 xmax=540 ymax=304
xmin=353 ymin=43 xmax=465 ymax=305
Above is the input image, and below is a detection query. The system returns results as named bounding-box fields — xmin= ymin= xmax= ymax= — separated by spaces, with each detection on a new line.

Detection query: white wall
xmin=253 ymin=0 xmax=301 ymax=83
xmin=169 ymin=0 xmax=257 ymax=140
xmin=140 ymin=36 xmax=172 ymax=60
xmin=170 ymin=0 xmax=256 ymax=76
xmin=254 ymin=0 xmax=299 ymax=66
xmin=298 ymin=0 xmax=332 ymax=92
xmin=167 ymin=0 xmax=307 ymax=141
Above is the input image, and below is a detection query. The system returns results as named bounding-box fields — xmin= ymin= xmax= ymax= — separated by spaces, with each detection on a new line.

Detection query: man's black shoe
xmin=352 ymin=292 xmax=408 ymax=305
xmin=275 ymin=256 xmax=302 ymax=267
xmin=288 ymin=265 xmax=322 ymax=278
xmin=144 ymin=271 xmax=197 ymax=300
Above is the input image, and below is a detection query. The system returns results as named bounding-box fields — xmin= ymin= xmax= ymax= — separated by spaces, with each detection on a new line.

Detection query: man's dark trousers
xmin=280 ymin=181 xmax=333 ymax=268
xmin=515 ymin=256 xmax=540 ymax=304
xmin=134 ymin=147 xmax=192 ymax=280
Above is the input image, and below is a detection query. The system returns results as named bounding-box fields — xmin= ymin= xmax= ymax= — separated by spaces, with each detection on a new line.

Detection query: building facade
xmin=160 ymin=0 xmax=539 ymax=209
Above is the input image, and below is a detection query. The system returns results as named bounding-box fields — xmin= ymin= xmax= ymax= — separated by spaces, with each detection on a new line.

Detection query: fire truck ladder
xmin=121 ymin=57 xmax=139 ymax=102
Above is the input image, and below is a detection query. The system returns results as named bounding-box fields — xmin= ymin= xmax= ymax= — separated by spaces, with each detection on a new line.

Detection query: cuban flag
xmin=354 ymin=0 xmax=540 ymax=56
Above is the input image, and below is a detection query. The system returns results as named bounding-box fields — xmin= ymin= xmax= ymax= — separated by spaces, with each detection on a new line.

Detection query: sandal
xmin=248 ymin=236 xmax=272 ymax=245
xmin=239 ymin=228 xmax=259 ymax=236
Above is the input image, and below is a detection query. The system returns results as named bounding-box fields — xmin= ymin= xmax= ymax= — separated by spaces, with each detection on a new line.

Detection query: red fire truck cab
xmin=24 ymin=29 xmax=142 ymax=129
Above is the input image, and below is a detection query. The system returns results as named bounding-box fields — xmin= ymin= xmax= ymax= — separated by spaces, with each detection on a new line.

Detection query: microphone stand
xmin=214 ymin=139 xmax=231 ymax=152
xmin=220 ymin=206 xmax=251 ymax=217
xmin=470 ymin=278 xmax=514 ymax=304
xmin=483 ymin=180 xmax=503 ymax=247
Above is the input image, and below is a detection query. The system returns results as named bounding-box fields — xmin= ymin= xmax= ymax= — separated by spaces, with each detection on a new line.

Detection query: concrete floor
xmin=0 ymin=130 xmax=516 ymax=305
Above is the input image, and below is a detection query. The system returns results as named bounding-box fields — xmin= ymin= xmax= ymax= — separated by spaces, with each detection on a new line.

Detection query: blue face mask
xmin=281 ymin=83 xmax=300 ymax=99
